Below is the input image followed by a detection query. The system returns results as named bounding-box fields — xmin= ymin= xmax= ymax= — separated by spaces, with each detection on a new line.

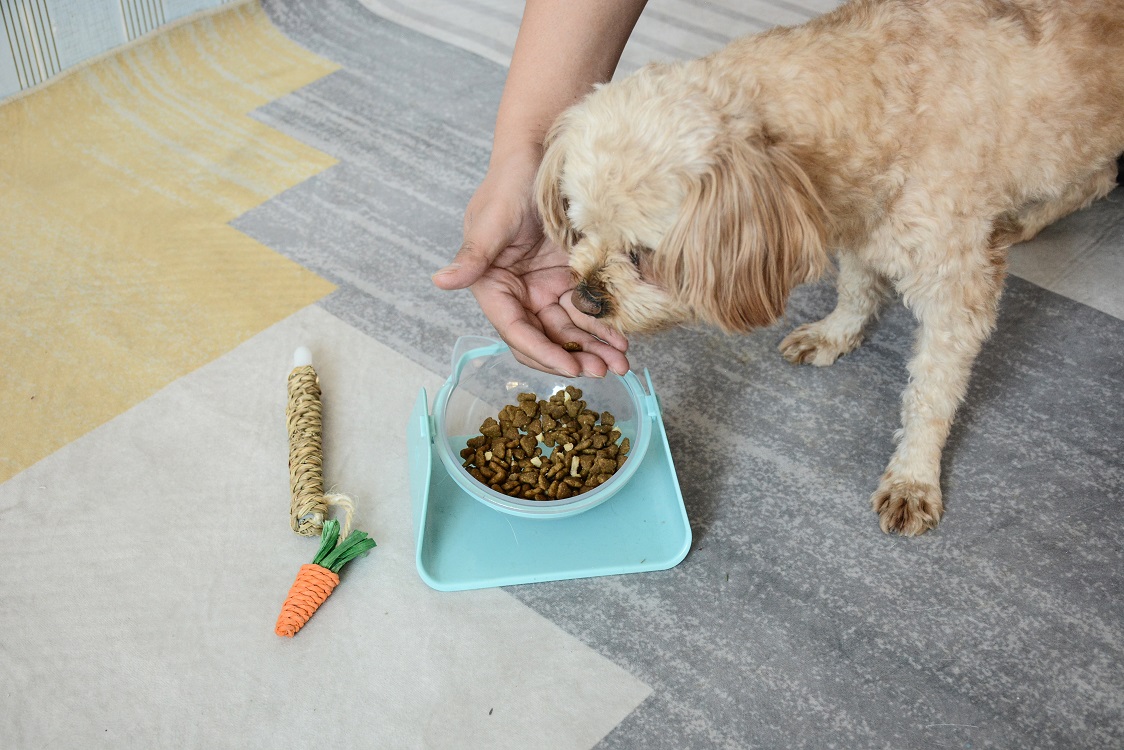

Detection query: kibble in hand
xmin=461 ymin=386 xmax=629 ymax=501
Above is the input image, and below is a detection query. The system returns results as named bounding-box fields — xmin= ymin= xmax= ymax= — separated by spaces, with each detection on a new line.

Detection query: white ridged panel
xmin=120 ymin=0 xmax=166 ymax=40
xmin=1 ymin=0 xmax=62 ymax=89
xmin=0 ymin=0 xmax=238 ymax=99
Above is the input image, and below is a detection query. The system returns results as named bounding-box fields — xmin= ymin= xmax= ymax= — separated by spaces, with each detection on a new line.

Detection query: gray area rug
xmin=242 ymin=1 xmax=1124 ymax=746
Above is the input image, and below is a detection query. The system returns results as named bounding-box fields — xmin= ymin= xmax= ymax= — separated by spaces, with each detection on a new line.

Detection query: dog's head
xmin=535 ymin=62 xmax=828 ymax=335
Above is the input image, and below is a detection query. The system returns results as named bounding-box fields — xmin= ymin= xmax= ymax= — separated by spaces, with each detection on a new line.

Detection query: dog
xmin=533 ymin=0 xmax=1124 ymax=535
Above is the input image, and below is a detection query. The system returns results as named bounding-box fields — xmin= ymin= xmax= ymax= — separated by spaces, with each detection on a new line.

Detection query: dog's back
xmin=711 ymin=0 xmax=1124 ymax=225
xmin=533 ymin=0 xmax=1124 ymax=536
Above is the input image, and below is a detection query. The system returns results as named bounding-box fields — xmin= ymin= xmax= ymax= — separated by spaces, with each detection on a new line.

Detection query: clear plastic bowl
xmin=433 ymin=336 xmax=652 ymax=518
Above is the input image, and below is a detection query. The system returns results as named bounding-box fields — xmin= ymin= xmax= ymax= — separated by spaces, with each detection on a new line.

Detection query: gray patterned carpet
xmin=243 ymin=1 xmax=1124 ymax=746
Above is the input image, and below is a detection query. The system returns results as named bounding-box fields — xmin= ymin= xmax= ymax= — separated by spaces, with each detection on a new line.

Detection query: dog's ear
xmin=534 ymin=114 xmax=579 ymax=247
xmin=655 ymin=135 xmax=828 ymax=332
xmin=535 ymin=127 xmax=567 ymax=243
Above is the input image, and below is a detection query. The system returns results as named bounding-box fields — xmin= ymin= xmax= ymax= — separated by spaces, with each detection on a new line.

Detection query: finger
xmin=432 ymin=237 xmax=502 ymax=290
xmin=559 ymin=293 xmax=630 ymax=355
xmin=509 ymin=345 xmax=571 ymax=377
xmin=583 ymin=319 xmax=630 ymax=355
xmin=471 ymin=285 xmax=583 ymax=377
xmin=516 ymin=267 xmax=630 ymax=373
xmin=500 ymin=317 xmax=585 ymax=377
xmin=537 ymin=304 xmax=631 ymax=377
xmin=553 ymin=300 xmax=631 ymax=375
xmin=576 ymin=344 xmax=631 ymax=378
xmin=510 ymin=339 xmax=619 ymax=381
xmin=434 ymin=201 xmax=522 ymax=290
xmin=574 ymin=335 xmax=631 ymax=377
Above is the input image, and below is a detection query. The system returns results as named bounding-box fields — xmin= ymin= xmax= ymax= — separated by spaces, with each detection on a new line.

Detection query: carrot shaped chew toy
xmin=277 ymin=347 xmax=376 ymax=637
xmin=275 ymin=519 xmax=376 ymax=637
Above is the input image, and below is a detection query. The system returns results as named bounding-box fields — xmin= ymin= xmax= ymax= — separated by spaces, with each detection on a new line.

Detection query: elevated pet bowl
xmin=407 ymin=336 xmax=691 ymax=591
xmin=433 ymin=336 xmax=651 ymax=518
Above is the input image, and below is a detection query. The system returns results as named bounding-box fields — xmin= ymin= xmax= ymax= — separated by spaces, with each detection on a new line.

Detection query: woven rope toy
xmin=275 ymin=347 xmax=375 ymax=637
xmin=286 ymin=346 xmax=356 ymax=537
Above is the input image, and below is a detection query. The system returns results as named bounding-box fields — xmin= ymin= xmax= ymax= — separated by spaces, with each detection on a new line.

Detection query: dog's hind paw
xmin=779 ymin=323 xmax=861 ymax=367
xmin=871 ymin=477 xmax=944 ymax=536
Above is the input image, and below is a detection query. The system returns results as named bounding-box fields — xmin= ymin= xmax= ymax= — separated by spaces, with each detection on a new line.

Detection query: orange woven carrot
xmin=275 ymin=519 xmax=376 ymax=637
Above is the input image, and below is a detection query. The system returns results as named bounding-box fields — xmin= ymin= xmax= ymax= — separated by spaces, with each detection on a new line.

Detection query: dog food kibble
xmin=460 ymin=386 xmax=629 ymax=501
xmin=562 ymin=341 xmax=583 ymax=352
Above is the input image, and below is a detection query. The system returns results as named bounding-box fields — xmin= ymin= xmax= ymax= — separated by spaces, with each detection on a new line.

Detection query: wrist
xmin=487 ymin=136 xmax=543 ymax=177
xmin=490 ymin=129 xmax=546 ymax=172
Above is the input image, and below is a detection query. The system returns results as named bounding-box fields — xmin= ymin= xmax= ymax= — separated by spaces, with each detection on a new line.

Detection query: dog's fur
xmin=534 ymin=0 xmax=1124 ymax=535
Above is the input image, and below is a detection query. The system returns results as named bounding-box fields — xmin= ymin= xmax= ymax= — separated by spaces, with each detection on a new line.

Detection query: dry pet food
xmin=562 ymin=341 xmax=583 ymax=352
xmin=460 ymin=386 xmax=630 ymax=501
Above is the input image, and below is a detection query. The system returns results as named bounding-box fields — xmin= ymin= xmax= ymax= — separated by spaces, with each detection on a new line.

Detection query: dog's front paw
xmin=871 ymin=477 xmax=944 ymax=536
xmin=779 ymin=323 xmax=860 ymax=367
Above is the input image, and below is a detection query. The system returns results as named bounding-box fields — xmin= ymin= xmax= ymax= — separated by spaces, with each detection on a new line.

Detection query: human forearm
xmin=490 ymin=0 xmax=648 ymax=164
xmin=433 ymin=1 xmax=642 ymax=376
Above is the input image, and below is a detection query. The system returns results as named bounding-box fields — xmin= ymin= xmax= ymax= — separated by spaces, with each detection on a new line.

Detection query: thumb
xmin=431 ymin=237 xmax=497 ymax=290
xmin=435 ymin=185 xmax=527 ymax=289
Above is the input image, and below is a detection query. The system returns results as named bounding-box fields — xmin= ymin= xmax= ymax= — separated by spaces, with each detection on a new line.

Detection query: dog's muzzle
xmin=571 ymin=281 xmax=606 ymax=318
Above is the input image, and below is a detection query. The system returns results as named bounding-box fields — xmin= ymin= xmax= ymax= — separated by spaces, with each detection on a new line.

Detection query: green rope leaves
xmin=311 ymin=518 xmax=377 ymax=573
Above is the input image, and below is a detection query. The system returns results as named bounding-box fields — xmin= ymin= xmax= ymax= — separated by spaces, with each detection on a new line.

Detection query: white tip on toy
xmin=293 ymin=346 xmax=313 ymax=369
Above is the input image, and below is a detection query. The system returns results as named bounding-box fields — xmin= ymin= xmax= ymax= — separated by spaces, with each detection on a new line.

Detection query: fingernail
xmin=432 ymin=263 xmax=461 ymax=277
xmin=579 ymin=370 xmax=603 ymax=379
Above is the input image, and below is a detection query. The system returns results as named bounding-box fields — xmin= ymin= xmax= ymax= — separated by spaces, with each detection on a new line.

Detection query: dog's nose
xmin=572 ymin=282 xmax=605 ymax=317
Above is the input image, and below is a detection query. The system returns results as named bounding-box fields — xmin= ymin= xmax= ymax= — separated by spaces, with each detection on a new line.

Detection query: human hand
xmin=432 ymin=150 xmax=630 ymax=377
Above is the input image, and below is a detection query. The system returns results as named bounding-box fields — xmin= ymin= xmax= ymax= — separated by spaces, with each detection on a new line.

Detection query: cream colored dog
xmin=534 ymin=0 xmax=1124 ymax=535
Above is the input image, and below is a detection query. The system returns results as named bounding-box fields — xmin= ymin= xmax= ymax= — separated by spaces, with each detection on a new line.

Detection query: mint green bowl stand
xmin=407 ymin=367 xmax=692 ymax=592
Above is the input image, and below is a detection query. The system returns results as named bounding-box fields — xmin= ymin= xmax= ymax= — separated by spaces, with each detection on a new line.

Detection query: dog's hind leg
xmin=871 ymin=221 xmax=1006 ymax=536
xmin=990 ymin=160 xmax=1118 ymax=249
xmin=779 ymin=252 xmax=890 ymax=366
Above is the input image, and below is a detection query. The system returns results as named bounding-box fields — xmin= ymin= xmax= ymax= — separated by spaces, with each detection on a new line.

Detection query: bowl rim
xmin=433 ymin=341 xmax=653 ymax=518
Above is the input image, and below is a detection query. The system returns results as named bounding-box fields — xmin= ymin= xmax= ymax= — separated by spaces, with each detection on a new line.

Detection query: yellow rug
xmin=0 ymin=1 xmax=338 ymax=482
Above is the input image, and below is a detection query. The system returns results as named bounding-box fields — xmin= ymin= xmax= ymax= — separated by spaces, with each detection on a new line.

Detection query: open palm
xmin=434 ymin=153 xmax=629 ymax=376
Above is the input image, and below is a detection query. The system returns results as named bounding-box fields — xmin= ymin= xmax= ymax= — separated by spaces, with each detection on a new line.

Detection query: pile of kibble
xmin=460 ymin=386 xmax=630 ymax=501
